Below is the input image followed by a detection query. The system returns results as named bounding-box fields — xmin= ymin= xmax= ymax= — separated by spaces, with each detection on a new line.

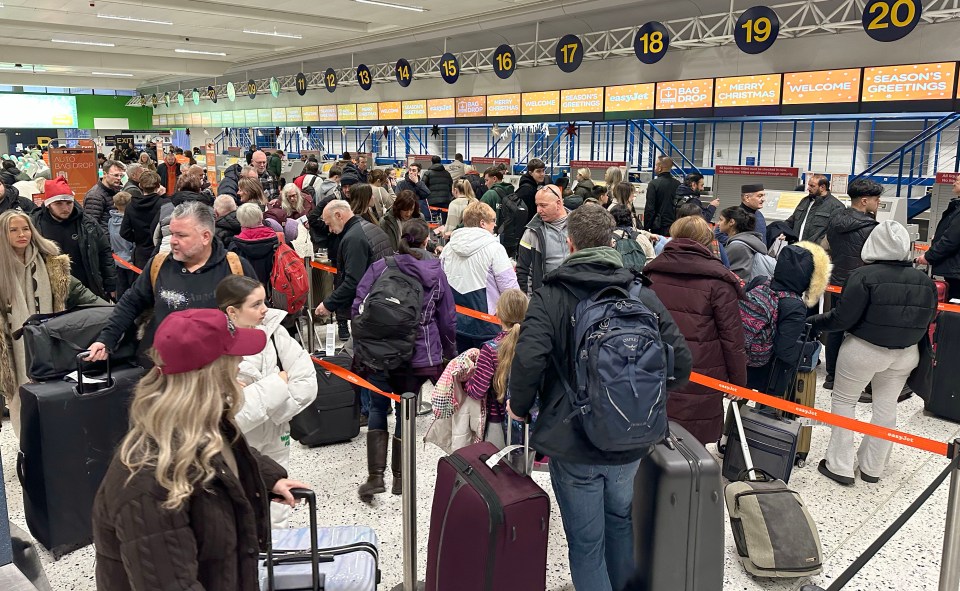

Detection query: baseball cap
xmin=43 ymin=177 xmax=74 ymax=206
xmin=153 ymin=309 xmax=266 ymax=375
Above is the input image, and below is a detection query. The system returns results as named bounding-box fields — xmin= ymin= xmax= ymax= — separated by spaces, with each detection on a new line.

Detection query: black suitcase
xmin=289 ymin=352 xmax=360 ymax=446
xmin=629 ymin=422 xmax=724 ymax=591
xmin=927 ymin=312 xmax=960 ymax=422
xmin=722 ymin=406 xmax=801 ymax=484
xmin=17 ymin=357 xmax=144 ymax=557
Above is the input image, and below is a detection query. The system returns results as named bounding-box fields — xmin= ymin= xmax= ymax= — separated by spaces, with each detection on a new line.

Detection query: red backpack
xmin=270 ymin=232 xmax=309 ymax=314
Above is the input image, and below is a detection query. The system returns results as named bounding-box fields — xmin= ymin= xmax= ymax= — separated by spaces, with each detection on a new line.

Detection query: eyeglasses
xmin=544 ymin=186 xmax=561 ymax=200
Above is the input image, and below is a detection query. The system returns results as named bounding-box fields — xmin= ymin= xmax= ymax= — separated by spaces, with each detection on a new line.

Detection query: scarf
xmin=5 ymin=245 xmax=54 ymax=399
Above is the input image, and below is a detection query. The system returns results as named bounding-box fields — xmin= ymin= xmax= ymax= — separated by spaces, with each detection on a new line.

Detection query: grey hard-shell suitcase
xmin=629 ymin=422 xmax=724 ymax=591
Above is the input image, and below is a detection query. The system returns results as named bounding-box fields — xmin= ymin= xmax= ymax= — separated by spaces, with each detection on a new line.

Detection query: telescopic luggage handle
xmin=75 ymin=351 xmax=111 ymax=394
xmin=265 ymin=488 xmax=320 ymax=591
xmin=486 ymin=418 xmax=533 ymax=476
xmin=731 ymin=403 xmax=763 ymax=482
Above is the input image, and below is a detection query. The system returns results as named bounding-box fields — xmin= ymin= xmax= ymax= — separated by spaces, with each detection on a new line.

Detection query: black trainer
xmin=824 ymin=375 xmax=834 ymax=390
xmin=818 ymin=459 xmax=855 ymax=486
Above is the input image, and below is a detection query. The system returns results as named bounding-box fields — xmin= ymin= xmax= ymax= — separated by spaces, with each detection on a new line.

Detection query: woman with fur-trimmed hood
xmin=747 ymin=240 xmax=831 ymax=396
xmin=0 ymin=210 xmax=101 ymax=437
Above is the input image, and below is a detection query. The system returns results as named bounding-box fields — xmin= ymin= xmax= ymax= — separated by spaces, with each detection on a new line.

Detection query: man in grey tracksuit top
xmin=517 ymin=184 xmax=570 ymax=295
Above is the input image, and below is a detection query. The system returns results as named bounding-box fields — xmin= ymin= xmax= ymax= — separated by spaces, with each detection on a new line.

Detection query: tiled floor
xmin=2 ymin=366 xmax=959 ymax=590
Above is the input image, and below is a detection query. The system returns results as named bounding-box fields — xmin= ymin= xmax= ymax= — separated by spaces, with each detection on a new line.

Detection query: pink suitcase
xmin=425 ymin=426 xmax=550 ymax=591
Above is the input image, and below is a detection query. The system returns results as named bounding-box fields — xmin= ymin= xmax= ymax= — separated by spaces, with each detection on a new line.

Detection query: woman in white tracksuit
xmin=216 ymin=275 xmax=318 ymax=526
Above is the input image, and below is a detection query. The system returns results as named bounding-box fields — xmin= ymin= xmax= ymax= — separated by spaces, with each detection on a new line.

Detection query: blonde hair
xmin=669 ymin=215 xmax=714 ymax=248
xmin=453 ymin=178 xmax=476 ymax=200
xmin=0 ymin=210 xmax=61 ymax=308
xmin=119 ymin=353 xmax=245 ymax=510
xmin=604 ymin=166 xmax=623 ymax=188
xmin=113 ymin=191 xmax=132 ymax=210
xmin=577 ymin=168 xmax=591 ymax=180
xmin=462 ymin=201 xmax=495 ymax=228
xmin=493 ymin=289 xmax=529 ymax=402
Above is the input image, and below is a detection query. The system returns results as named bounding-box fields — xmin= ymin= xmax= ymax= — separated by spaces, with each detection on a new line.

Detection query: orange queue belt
xmin=116 ymin=253 xmax=958 ymax=457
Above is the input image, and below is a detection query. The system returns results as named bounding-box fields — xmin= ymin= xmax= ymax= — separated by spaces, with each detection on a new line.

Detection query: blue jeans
xmin=549 ymin=458 xmax=642 ymax=591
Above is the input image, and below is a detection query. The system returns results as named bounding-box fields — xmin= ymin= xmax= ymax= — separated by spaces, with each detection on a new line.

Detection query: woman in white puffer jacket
xmin=216 ymin=275 xmax=317 ymax=526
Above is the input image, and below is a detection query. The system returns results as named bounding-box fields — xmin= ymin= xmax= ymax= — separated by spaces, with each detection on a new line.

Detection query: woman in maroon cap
xmin=92 ymin=308 xmax=310 ymax=591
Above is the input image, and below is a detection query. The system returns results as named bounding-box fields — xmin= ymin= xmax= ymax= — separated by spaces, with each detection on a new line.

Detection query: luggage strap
xmin=800 ymin=454 xmax=959 ymax=591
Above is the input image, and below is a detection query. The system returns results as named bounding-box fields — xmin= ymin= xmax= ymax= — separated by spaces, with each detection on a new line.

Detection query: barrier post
xmin=940 ymin=441 xmax=960 ymax=591
xmin=303 ymin=256 xmax=316 ymax=354
xmin=391 ymin=391 xmax=424 ymax=591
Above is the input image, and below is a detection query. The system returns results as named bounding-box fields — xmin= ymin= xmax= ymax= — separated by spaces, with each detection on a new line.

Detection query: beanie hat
xmin=340 ymin=172 xmax=360 ymax=187
xmin=862 ymin=220 xmax=911 ymax=263
xmin=43 ymin=177 xmax=74 ymax=206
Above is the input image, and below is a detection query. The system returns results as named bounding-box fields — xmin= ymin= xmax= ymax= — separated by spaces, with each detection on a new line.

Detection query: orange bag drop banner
xmin=49 ymin=140 xmax=98 ymax=204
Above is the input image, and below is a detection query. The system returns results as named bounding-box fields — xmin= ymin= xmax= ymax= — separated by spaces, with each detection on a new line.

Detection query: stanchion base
xmin=799 ymin=585 xmax=826 ymax=591
xmin=417 ymin=401 xmax=433 ymax=416
xmin=389 ymin=581 xmax=425 ymax=591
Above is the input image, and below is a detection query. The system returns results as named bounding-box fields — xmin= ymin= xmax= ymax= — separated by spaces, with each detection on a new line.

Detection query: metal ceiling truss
xmin=130 ymin=0 xmax=960 ymax=107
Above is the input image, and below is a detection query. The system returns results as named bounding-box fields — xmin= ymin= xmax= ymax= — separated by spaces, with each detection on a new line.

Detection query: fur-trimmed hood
xmin=772 ymin=241 xmax=832 ymax=307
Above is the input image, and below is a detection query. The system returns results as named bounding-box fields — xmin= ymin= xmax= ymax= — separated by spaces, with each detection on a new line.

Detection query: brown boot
xmin=358 ymin=429 xmax=388 ymax=503
xmin=391 ymin=436 xmax=402 ymax=496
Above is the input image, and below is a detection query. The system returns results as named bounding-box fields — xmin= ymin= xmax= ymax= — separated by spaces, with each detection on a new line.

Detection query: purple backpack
xmin=739 ymin=280 xmax=801 ymax=367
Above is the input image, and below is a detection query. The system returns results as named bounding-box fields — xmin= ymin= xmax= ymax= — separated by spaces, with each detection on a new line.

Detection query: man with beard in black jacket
xmin=32 ymin=176 xmax=116 ymax=301
xmin=673 ymin=172 xmax=720 ymax=224
xmin=821 ymin=179 xmax=880 ymax=389
xmin=507 ymin=203 xmax=692 ymax=591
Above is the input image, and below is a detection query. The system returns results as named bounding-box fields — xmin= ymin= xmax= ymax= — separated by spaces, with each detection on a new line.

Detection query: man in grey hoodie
xmin=517 ymin=184 xmax=569 ymax=295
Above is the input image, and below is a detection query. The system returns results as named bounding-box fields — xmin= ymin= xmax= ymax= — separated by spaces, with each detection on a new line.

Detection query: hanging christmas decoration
xmin=566 ymin=123 xmax=578 ymax=137
xmin=431 ymin=124 xmax=441 ymax=138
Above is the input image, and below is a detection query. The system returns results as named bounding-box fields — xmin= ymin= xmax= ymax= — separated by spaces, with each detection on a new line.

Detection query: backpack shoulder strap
xmin=226 ymin=251 xmax=244 ymax=276
xmin=150 ymin=252 xmax=170 ymax=288
xmin=306 ymin=175 xmax=318 ymax=189
xmin=276 ymin=231 xmax=285 ymax=244
xmin=384 ymin=256 xmax=397 ymax=270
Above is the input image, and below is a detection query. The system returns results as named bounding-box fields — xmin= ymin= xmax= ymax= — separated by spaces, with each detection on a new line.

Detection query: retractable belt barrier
xmin=311 ymin=357 xmax=401 ymax=403
xmin=112 ymin=254 xmax=143 ymax=275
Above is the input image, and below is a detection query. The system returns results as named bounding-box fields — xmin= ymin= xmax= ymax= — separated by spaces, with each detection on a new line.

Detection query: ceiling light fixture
xmin=52 ymin=39 xmax=116 ymax=47
xmin=175 ymin=48 xmax=227 ymax=56
xmin=0 ymin=64 xmax=44 ymax=72
xmin=97 ymin=13 xmax=173 ymax=25
xmin=354 ymin=0 xmax=424 ymax=12
xmin=92 ymin=71 xmax=134 ymax=77
xmin=243 ymin=29 xmax=302 ymax=39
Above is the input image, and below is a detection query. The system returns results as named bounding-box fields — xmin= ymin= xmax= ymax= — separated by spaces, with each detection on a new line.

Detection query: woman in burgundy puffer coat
xmin=643 ymin=215 xmax=748 ymax=444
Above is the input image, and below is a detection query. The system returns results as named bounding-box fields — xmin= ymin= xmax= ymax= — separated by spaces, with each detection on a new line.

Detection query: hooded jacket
xmin=514 ymin=172 xmax=541 ymax=224
xmin=237 ymin=308 xmax=318 ymax=462
xmin=573 ymin=178 xmax=595 ymax=199
xmin=216 ymin=211 xmax=242 ymax=249
xmin=218 ymin=163 xmax=243 ymax=199
xmin=480 ymin=181 xmax=514 ymax=225
xmin=509 ymin=247 xmax=693 ymax=464
xmin=644 ymin=239 xmax=747 ymax=444
xmin=352 ymin=254 xmax=458 ymax=368
xmin=93 ymin=424 xmax=286 ymax=591
xmin=96 ymin=240 xmax=256 ymax=350
xmin=152 ymin=190 xmax=216 ymax=253
xmin=928 ymin=197 xmax=960 ymax=279
xmin=752 ymin=241 xmax=831 ymax=394
xmin=305 ymin=182 xmax=343 ymax=248
xmin=267 ymin=152 xmax=282 ymax=178
xmin=108 ymin=209 xmax=134 ymax=265
xmin=825 ymin=207 xmax=879 ymax=286
xmin=229 ymin=228 xmax=280 ymax=286
xmin=0 ymin=184 xmax=36 ymax=214
xmin=644 ymin=172 xmax=681 ymax=234
xmin=785 ymin=192 xmax=845 ymax=243
xmin=446 ymin=160 xmax=466 ymax=182
xmin=83 ymin=180 xmax=119 ymax=231
xmin=440 ymin=226 xmax=520 ymax=342
xmin=726 ymin=231 xmax=769 ymax=284
xmin=120 ymin=191 xmax=163 ymax=268
xmin=811 ymin=222 xmax=938 ymax=348
xmin=31 ymin=205 xmax=117 ymax=300
xmin=422 ymin=163 xmax=454 ymax=208
xmin=517 ymin=213 xmax=569 ymax=295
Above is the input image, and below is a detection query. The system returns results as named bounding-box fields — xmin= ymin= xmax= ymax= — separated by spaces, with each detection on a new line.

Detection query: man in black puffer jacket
xmin=218 ymin=163 xmax=243 ymax=200
xmin=643 ymin=156 xmax=681 ymax=235
xmin=821 ymin=178 xmax=881 ymax=389
xmin=421 ymin=156 xmax=453 ymax=214
xmin=811 ymin=220 xmax=938 ymax=486
xmin=919 ymin=175 xmax=960 ymax=300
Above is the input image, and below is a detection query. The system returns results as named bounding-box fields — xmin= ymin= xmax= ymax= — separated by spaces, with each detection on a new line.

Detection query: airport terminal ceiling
xmin=1 ymin=0 xmax=960 ymax=93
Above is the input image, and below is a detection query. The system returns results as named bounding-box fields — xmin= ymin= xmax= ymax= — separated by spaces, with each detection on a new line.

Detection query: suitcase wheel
xmin=795 ymin=453 xmax=808 ymax=468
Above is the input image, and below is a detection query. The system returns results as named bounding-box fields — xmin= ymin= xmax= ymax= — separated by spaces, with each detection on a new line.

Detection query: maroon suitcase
xmin=425 ymin=427 xmax=550 ymax=591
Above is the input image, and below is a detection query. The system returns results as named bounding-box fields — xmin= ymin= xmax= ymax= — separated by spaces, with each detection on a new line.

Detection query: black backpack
xmin=351 ymin=258 xmax=424 ymax=371
xmin=496 ymin=185 xmax=528 ymax=253
xmin=301 ymin=175 xmax=320 ymax=200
